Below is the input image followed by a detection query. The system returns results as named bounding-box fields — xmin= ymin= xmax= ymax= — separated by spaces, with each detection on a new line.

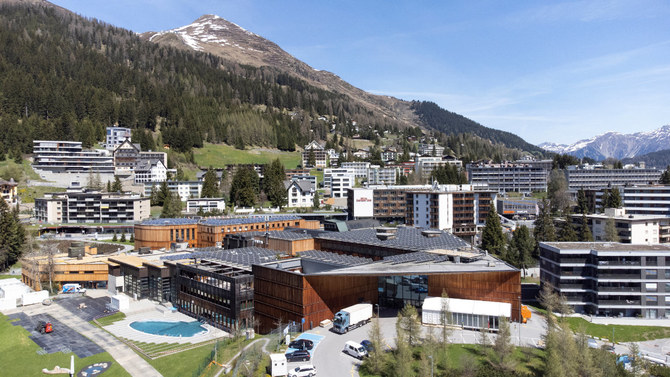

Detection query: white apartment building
xmin=144 ymin=181 xmax=203 ymax=202
xmin=408 ymin=191 xmax=454 ymax=231
xmin=34 ymin=189 xmax=149 ymax=223
xmin=302 ymin=141 xmax=327 ymax=168
xmin=105 ymin=126 xmax=131 ymax=150
xmin=186 ymin=198 xmax=226 ymax=213
xmin=415 ymin=157 xmax=463 ymax=180
xmin=33 ymin=141 xmax=114 ymax=173
xmin=134 ymin=160 xmax=168 ymax=184
xmin=565 ymin=165 xmax=662 ymax=190
xmin=573 ymin=208 xmax=670 ymax=244
xmin=340 ymin=162 xmax=370 ymax=178
xmin=466 ymin=161 xmax=550 ymax=193
xmin=285 ymin=180 xmax=314 ymax=208
xmin=367 ymin=165 xmax=398 ymax=185
xmin=324 ymin=168 xmax=355 ymax=198
xmin=418 ymin=143 xmax=445 ymax=157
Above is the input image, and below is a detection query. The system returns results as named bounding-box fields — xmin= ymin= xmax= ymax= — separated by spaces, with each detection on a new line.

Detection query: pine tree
xmin=481 ymin=207 xmax=505 ymax=255
xmin=609 ymin=187 xmax=622 ymax=208
xmin=660 ymin=166 xmax=670 ymax=184
xmin=577 ymin=188 xmax=589 ymax=214
xmin=307 ymin=148 xmax=316 ymax=167
xmin=534 ymin=199 xmax=556 ymax=243
xmin=559 ymin=218 xmax=578 ymax=242
xmin=229 ymin=166 xmax=259 ymax=207
xmin=312 ymin=190 xmax=320 ymax=209
xmin=508 ymin=225 xmax=535 ymax=276
xmin=580 ymin=214 xmax=594 ymax=242
xmin=161 ymin=191 xmax=183 ymax=218
xmin=120 ymin=233 xmax=126 ymax=242
xmin=604 ymin=217 xmax=619 ymax=242
xmin=112 ymin=232 xmax=117 ymax=242
xmin=600 ymin=189 xmax=610 ymax=212
xmin=397 ymin=303 xmax=422 ymax=346
xmin=493 ymin=317 xmax=515 ymax=370
xmin=366 ymin=316 xmax=387 ymax=375
xmin=201 ymin=168 xmax=220 ymax=198
xmin=0 ymin=198 xmax=25 ymax=270
xmin=106 ymin=180 xmax=112 ymax=192
xmin=111 ymin=175 xmax=122 ymax=192
xmin=157 ymin=181 xmax=170 ymax=207
xmin=129 ymin=233 xmax=134 ymax=243
xmin=264 ymin=159 xmax=287 ymax=209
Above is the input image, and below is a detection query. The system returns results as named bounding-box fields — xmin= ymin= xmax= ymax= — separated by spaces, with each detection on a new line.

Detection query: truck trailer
xmin=333 ymin=303 xmax=373 ymax=334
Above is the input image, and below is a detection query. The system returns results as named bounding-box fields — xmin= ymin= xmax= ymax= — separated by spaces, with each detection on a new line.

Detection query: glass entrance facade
xmin=378 ymin=275 xmax=428 ymax=308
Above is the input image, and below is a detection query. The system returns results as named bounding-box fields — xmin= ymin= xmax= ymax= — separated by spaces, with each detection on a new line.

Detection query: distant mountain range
xmin=539 ymin=125 xmax=670 ymax=160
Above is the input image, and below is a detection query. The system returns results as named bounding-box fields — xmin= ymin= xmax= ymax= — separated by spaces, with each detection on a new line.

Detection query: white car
xmin=288 ymin=364 xmax=317 ymax=377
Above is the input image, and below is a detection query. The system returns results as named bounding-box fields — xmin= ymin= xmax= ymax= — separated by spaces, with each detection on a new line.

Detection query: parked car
xmin=587 ymin=338 xmax=598 ymax=349
xmin=288 ymin=364 xmax=317 ymax=377
xmin=343 ymin=341 xmax=368 ymax=359
xmin=289 ymin=339 xmax=314 ymax=350
xmin=286 ymin=350 xmax=311 ymax=362
xmin=360 ymin=340 xmax=374 ymax=352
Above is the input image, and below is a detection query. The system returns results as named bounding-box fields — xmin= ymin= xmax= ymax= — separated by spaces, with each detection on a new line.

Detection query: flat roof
xmin=542 ymin=242 xmax=670 ymax=252
xmin=297 ymin=250 xmax=372 ymax=267
xmin=161 ymin=247 xmax=285 ymax=270
xmin=260 ymin=230 xmax=313 ymax=241
xmin=315 ymin=227 xmax=471 ymax=252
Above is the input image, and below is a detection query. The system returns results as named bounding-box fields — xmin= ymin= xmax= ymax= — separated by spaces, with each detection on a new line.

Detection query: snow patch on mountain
xmin=539 ymin=125 xmax=670 ymax=160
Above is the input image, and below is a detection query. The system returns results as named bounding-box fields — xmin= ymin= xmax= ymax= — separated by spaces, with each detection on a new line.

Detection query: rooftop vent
xmin=376 ymin=227 xmax=397 ymax=241
xmin=421 ymin=229 xmax=442 ymax=238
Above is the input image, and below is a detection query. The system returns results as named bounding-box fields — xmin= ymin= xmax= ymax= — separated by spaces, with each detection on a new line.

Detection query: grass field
xmin=565 ymin=317 xmax=670 ymax=342
xmin=17 ymin=185 xmax=67 ymax=203
xmin=0 ymin=274 xmax=21 ymax=280
xmin=194 ymin=143 xmax=301 ymax=169
xmin=0 ymin=313 xmax=130 ymax=377
xmin=94 ymin=312 xmax=126 ymax=327
xmin=0 ymin=158 xmax=42 ymax=182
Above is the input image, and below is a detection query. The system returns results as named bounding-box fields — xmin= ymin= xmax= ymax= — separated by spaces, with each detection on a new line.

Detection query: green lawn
xmin=18 ymin=185 xmax=67 ymax=204
xmin=194 ymin=143 xmax=301 ymax=169
xmin=565 ymin=317 xmax=670 ymax=342
xmin=0 ymin=274 xmax=21 ymax=280
xmin=310 ymin=168 xmax=324 ymax=186
xmin=0 ymin=158 xmax=42 ymax=182
xmin=94 ymin=312 xmax=126 ymax=327
xmin=0 ymin=313 xmax=130 ymax=377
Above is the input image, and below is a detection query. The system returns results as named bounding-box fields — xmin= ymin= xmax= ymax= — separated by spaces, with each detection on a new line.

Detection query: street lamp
xmin=428 ymin=355 xmax=433 ymax=377
xmin=374 ymin=303 xmax=380 ymax=318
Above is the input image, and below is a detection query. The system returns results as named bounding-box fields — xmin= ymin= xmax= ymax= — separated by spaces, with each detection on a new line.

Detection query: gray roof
xmin=161 ymin=246 xmax=284 ymax=270
xmin=542 ymin=242 xmax=670 ymax=252
xmin=298 ymin=250 xmax=372 ymax=266
xmin=346 ymin=219 xmax=381 ymax=230
xmin=284 ymin=180 xmax=313 ymax=192
xmin=315 ymin=227 xmax=471 ymax=252
xmin=141 ymin=218 xmax=199 ymax=226
xmin=262 ymin=230 xmax=313 ymax=241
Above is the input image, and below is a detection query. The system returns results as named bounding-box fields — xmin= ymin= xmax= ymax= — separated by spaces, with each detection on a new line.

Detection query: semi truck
xmin=333 ymin=303 xmax=373 ymax=334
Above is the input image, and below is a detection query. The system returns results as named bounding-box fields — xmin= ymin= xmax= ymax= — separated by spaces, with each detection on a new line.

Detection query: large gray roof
xmin=298 ymin=250 xmax=372 ymax=266
xmin=315 ymin=227 xmax=471 ymax=252
xmin=161 ymin=247 xmax=284 ymax=270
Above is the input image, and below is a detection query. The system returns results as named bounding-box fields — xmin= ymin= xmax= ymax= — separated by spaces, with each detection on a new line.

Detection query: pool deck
xmin=105 ymin=309 xmax=229 ymax=345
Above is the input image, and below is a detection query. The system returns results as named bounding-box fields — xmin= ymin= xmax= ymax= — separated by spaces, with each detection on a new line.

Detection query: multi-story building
xmin=302 ymin=140 xmax=327 ymax=168
xmin=34 ymin=188 xmax=150 ymax=223
xmin=186 ymin=198 xmax=226 ymax=214
xmin=540 ymin=242 xmax=670 ymax=318
xmin=285 ymin=180 xmax=315 ymax=208
xmin=105 ymin=126 xmax=131 ymax=150
xmin=144 ymin=181 xmax=203 ymax=202
xmin=415 ymin=157 xmax=463 ymax=180
xmin=381 ymin=149 xmax=397 ymax=162
xmin=418 ymin=143 xmax=445 ymax=157
xmin=134 ymin=160 xmax=168 ymax=184
xmin=571 ymin=208 xmax=670 ymax=244
xmin=466 ymin=161 xmax=550 ymax=193
xmin=621 ymin=185 xmax=670 ymax=216
xmin=113 ymin=140 xmax=168 ymax=176
xmin=496 ymin=198 xmax=539 ymax=219
xmin=565 ymin=164 xmax=662 ymax=191
xmin=324 ymin=168 xmax=355 ymax=198
xmin=340 ymin=162 xmax=370 ymax=178
xmin=33 ymin=140 xmax=114 ymax=173
xmin=289 ymin=175 xmax=317 ymax=191
xmin=367 ymin=165 xmax=398 ymax=185
xmin=0 ymin=178 xmax=18 ymax=204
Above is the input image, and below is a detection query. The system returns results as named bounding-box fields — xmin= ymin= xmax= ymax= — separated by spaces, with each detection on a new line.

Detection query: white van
xmin=343 ymin=341 xmax=367 ymax=359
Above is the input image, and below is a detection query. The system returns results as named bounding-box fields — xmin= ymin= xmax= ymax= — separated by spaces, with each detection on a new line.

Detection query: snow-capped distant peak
xmin=539 ymin=124 xmax=670 ymax=160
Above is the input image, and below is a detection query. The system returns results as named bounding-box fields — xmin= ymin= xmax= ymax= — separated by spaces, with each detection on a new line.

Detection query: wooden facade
xmin=21 ymin=255 xmax=110 ymax=291
xmin=254 ymin=266 xmax=520 ymax=333
xmin=427 ymin=271 xmax=521 ymax=322
xmin=136 ymin=219 xmax=320 ymax=250
xmin=266 ymin=238 xmax=315 ymax=256
xmin=134 ymin=223 xmax=198 ymax=250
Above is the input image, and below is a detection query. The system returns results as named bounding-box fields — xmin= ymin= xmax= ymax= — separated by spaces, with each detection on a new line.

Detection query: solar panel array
xmin=201 ymin=215 xmax=301 ymax=227
xmin=383 ymin=251 xmax=450 ymax=265
xmin=160 ymin=247 xmax=283 ymax=268
xmin=316 ymin=227 xmax=470 ymax=252
xmin=298 ymin=250 xmax=372 ymax=267
xmin=141 ymin=218 xmax=199 ymax=226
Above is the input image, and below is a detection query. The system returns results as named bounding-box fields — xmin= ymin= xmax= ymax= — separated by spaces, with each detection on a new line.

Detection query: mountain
xmin=140 ymin=15 xmax=416 ymax=127
xmin=539 ymin=125 xmax=670 ymax=160
xmin=622 ymin=149 xmax=670 ymax=169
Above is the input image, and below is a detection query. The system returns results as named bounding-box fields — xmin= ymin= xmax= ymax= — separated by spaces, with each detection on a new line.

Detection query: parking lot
xmin=284 ymin=306 xmax=547 ymax=377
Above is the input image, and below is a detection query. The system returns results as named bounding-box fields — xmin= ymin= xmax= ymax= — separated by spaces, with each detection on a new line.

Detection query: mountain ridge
xmin=539 ymin=125 xmax=670 ymax=160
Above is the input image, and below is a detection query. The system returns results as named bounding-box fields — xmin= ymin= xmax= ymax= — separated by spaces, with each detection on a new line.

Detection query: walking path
xmin=213 ymin=337 xmax=271 ymax=377
xmin=21 ymin=303 xmax=163 ymax=377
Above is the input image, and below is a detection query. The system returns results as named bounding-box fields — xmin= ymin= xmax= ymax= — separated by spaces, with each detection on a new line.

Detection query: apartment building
xmin=105 ymin=126 xmax=131 ymax=150
xmin=565 ymin=165 xmax=662 ymax=191
xmin=33 ymin=140 xmax=114 ymax=173
xmin=34 ymin=188 xmax=150 ymax=223
xmin=134 ymin=160 xmax=168 ymax=184
xmin=0 ymin=178 xmax=18 ymax=204
xmin=418 ymin=143 xmax=445 ymax=157
xmin=367 ymin=165 xmax=398 ymax=185
xmin=340 ymin=162 xmax=370 ymax=178
xmin=324 ymin=168 xmax=355 ymax=198
xmin=571 ymin=208 xmax=670 ymax=244
xmin=113 ymin=140 xmax=168 ymax=176
xmin=144 ymin=181 xmax=203 ymax=202
xmin=415 ymin=157 xmax=463 ymax=180
xmin=302 ymin=140 xmax=327 ymax=168
xmin=587 ymin=185 xmax=670 ymax=216
xmin=466 ymin=161 xmax=550 ymax=193
xmin=540 ymin=242 xmax=670 ymax=318
xmin=186 ymin=198 xmax=226 ymax=214
xmin=285 ymin=180 xmax=315 ymax=208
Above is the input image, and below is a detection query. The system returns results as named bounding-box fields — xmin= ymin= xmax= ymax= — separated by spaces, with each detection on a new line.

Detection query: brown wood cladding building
xmin=134 ymin=216 xmax=319 ymax=250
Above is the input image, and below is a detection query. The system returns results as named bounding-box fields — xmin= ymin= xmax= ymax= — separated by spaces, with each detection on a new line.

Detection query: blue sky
xmin=51 ymin=0 xmax=670 ymax=145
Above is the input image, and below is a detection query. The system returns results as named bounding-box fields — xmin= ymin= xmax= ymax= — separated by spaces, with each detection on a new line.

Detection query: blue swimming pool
xmin=129 ymin=321 xmax=207 ymax=337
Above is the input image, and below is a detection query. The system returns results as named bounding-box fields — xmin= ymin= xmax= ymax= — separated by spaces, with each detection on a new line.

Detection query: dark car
xmin=360 ymin=340 xmax=374 ymax=353
xmin=289 ymin=339 xmax=314 ymax=350
xmin=286 ymin=350 xmax=311 ymax=362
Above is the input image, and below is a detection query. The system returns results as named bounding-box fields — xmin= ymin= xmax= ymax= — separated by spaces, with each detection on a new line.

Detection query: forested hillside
xmin=412 ymin=101 xmax=546 ymax=160
xmin=0 ymin=2 xmax=401 ymax=156
xmin=622 ymin=149 xmax=670 ymax=169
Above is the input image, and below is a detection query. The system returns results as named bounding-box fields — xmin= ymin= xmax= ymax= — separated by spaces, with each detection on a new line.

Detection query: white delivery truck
xmin=62 ymin=283 xmax=86 ymax=294
xmin=332 ymin=303 xmax=373 ymax=334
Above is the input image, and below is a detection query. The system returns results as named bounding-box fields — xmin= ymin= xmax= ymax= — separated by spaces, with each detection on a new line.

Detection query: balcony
xmin=598 ymin=274 xmax=642 ymax=280
xmin=598 ymin=299 xmax=641 ymax=306
xmin=598 ymin=286 xmax=640 ymax=293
